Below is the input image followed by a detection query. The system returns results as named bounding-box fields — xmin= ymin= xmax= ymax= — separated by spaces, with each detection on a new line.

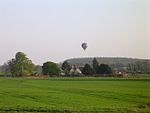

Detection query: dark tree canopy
xmin=98 ymin=64 xmax=112 ymax=74
xmin=8 ymin=52 xmax=34 ymax=76
xmin=61 ymin=61 xmax=71 ymax=75
xmin=82 ymin=64 xmax=93 ymax=76
xmin=92 ymin=58 xmax=99 ymax=74
xmin=42 ymin=62 xmax=60 ymax=76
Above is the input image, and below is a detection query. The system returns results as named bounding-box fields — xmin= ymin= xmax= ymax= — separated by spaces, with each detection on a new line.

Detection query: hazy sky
xmin=0 ymin=0 xmax=150 ymax=65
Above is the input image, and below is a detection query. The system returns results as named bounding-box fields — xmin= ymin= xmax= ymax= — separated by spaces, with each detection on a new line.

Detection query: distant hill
xmin=65 ymin=57 xmax=150 ymax=72
xmin=65 ymin=57 xmax=149 ymax=65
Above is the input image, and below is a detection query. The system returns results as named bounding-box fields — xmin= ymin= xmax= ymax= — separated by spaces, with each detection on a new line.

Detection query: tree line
xmin=127 ymin=60 xmax=150 ymax=74
xmin=0 ymin=52 xmax=113 ymax=77
xmin=65 ymin=57 xmax=150 ymax=74
xmin=1 ymin=52 xmax=149 ymax=77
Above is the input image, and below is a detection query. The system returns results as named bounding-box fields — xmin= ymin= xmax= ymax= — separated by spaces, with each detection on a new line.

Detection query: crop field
xmin=0 ymin=78 xmax=150 ymax=113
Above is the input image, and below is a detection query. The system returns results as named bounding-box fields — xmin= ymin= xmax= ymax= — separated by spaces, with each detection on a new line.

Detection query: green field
xmin=0 ymin=71 xmax=11 ymax=75
xmin=0 ymin=78 xmax=150 ymax=113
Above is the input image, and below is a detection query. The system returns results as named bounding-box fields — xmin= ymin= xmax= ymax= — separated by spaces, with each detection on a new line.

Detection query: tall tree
xmin=8 ymin=52 xmax=34 ymax=77
xmin=42 ymin=62 xmax=60 ymax=76
xmin=82 ymin=64 xmax=93 ymax=76
xmin=92 ymin=58 xmax=99 ymax=74
xmin=98 ymin=64 xmax=112 ymax=74
xmin=61 ymin=61 xmax=71 ymax=75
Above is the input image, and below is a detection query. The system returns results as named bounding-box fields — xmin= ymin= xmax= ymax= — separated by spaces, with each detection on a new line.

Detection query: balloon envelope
xmin=81 ymin=43 xmax=87 ymax=50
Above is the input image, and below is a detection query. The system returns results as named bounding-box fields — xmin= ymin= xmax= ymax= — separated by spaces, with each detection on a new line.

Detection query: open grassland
xmin=0 ymin=78 xmax=150 ymax=113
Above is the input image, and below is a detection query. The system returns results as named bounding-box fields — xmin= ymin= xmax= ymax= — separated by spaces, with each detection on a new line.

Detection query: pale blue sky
xmin=0 ymin=0 xmax=150 ymax=65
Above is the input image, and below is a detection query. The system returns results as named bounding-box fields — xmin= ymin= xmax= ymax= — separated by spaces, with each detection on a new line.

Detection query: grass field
xmin=0 ymin=71 xmax=11 ymax=75
xmin=0 ymin=78 xmax=150 ymax=113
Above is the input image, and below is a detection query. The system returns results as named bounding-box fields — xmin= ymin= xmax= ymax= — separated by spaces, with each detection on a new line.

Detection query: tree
xmin=82 ymin=64 xmax=93 ymax=76
xmin=42 ymin=62 xmax=60 ymax=76
xmin=92 ymin=58 xmax=99 ymax=74
xmin=8 ymin=52 xmax=34 ymax=77
xmin=98 ymin=64 xmax=112 ymax=74
xmin=61 ymin=61 xmax=71 ymax=75
xmin=127 ymin=60 xmax=150 ymax=74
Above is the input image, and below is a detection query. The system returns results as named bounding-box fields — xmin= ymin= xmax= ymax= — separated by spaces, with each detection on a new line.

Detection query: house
xmin=69 ymin=65 xmax=82 ymax=75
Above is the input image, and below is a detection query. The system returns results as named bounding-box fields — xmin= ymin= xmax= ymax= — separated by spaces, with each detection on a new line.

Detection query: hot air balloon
xmin=81 ymin=42 xmax=87 ymax=51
